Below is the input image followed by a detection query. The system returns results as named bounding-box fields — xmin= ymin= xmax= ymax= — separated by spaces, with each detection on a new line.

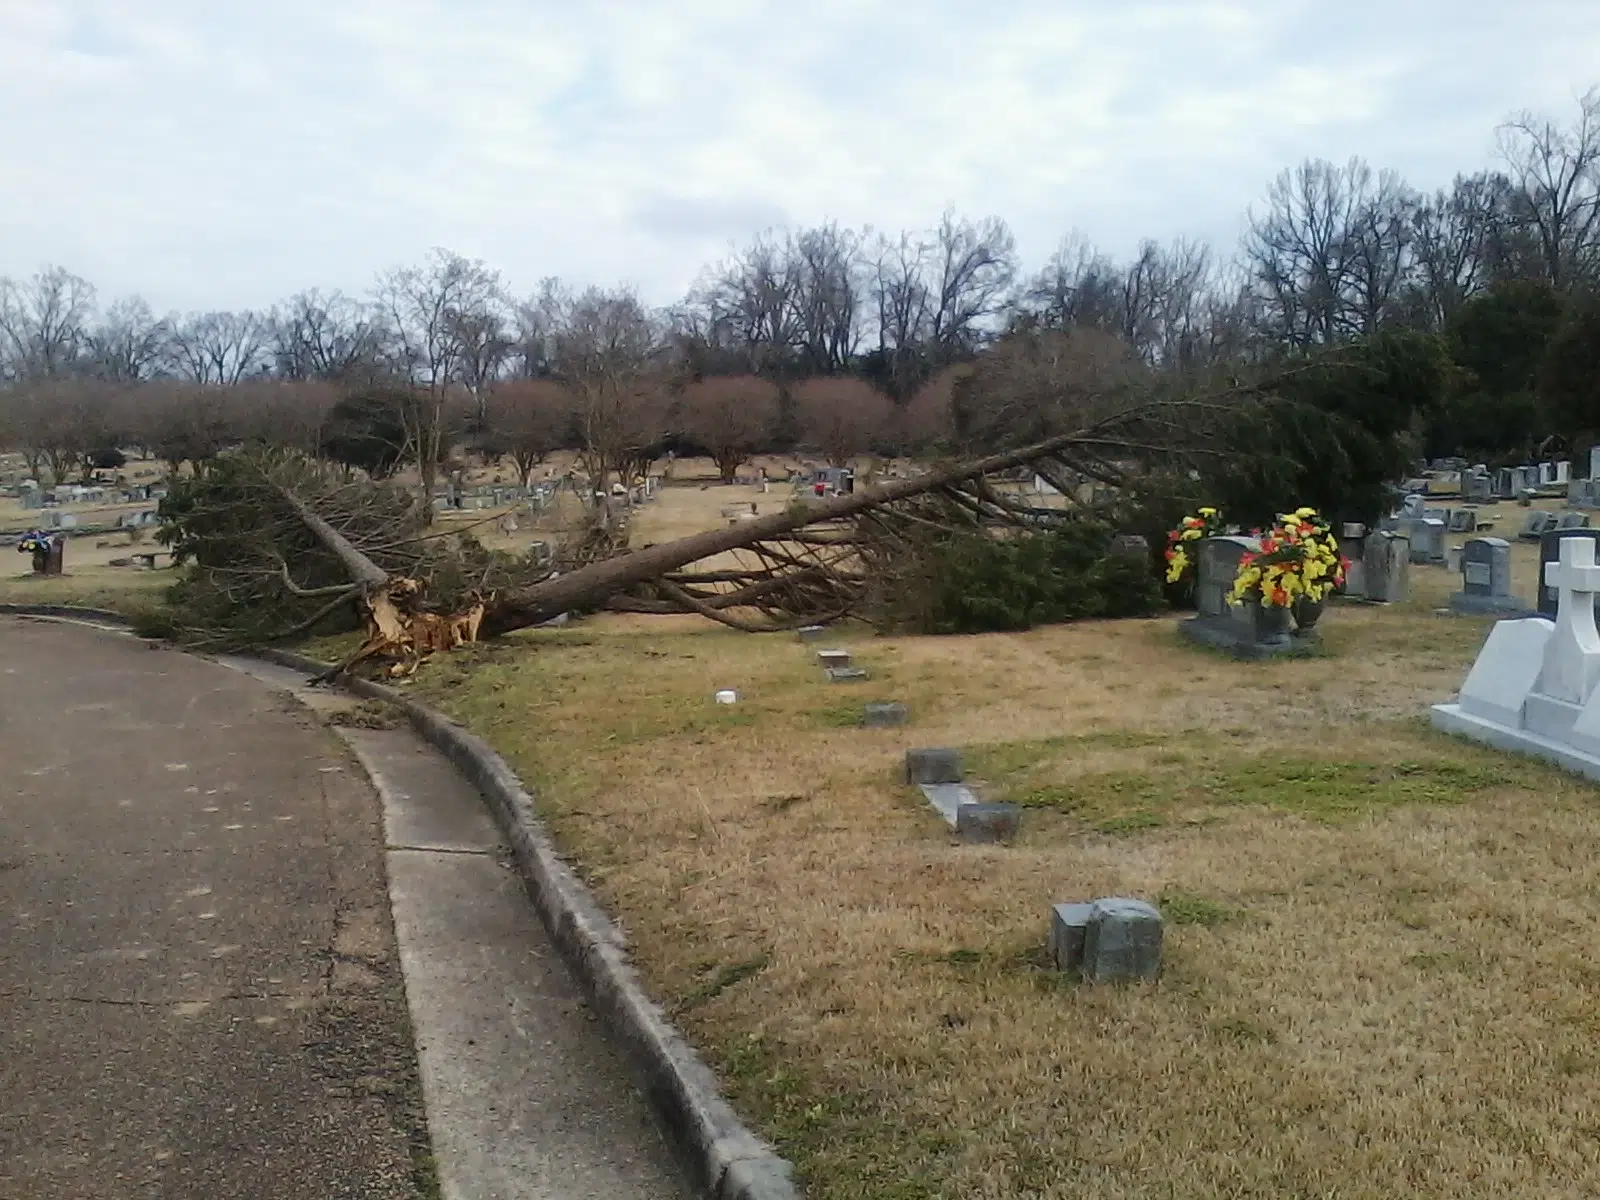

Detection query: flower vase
xmin=1252 ymin=598 xmax=1293 ymax=646
xmin=1292 ymin=596 xmax=1324 ymax=639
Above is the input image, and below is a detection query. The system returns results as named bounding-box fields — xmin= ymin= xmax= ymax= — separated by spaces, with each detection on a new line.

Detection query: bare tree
xmin=790 ymin=223 xmax=865 ymax=374
xmin=507 ymin=279 xmax=565 ymax=379
xmin=1245 ymin=158 xmax=1393 ymax=345
xmin=124 ymin=381 xmax=237 ymax=475
xmin=1404 ymin=174 xmax=1501 ymax=327
xmin=928 ymin=211 xmax=1017 ymax=356
xmin=792 ymin=377 xmax=892 ymax=466
xmin=550 ymin=286 xmax=670 ymax=492
xmin=450 ymin=305 xmax=514 ymax=420
xmin=1498 ymin=87 xmax=1600 ymax=291
xmin=870 ymin=231 xmax=934 ymax=399
xmin=678 ymin=375 xmax=780 ymax=482
xmin=269 ymin=290 xmax=383 ymax=383
xmin=0 ymin=379 xmax=107 ymax=482
xmin=373 ymin=248 xmax=503 ymax=518
xmin=483 ymin=378 xmax=573 ymax=485
xmin=0 ymin=266 xmax=95 ymax=381
xmin=166 ymin=310 xmax=269 ymax=384
xmin=1022 ymin=234 xmax=1127 ymax=333
xmin=1342 ymin=169 xmax=1416 ymax=336
xmin=687 ymin=232 xmax=802 ymax=374
xmin=230 ymin=380 xmax=337 ymax=453
xmin=949 ymin=327 xmax=1148 ymax=452
xmin=87 ymin=296 xmax=170 ymax=382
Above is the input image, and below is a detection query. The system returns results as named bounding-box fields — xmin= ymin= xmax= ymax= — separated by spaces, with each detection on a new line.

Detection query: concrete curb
xmin=0 ymin=603 xmax=133 ymax=625
xmin=248 ymin=646 xmax=801 ymax=1200
xmin=1 ymin=603 xmax=801 ymax=1198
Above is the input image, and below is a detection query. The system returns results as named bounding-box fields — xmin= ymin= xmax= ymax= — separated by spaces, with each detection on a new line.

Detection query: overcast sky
xmin=4 ymin=0 xmax=1599 ymax=315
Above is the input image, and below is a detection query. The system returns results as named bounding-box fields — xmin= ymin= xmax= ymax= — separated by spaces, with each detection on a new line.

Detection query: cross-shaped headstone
xmin=1537 ymin=536 xmax=1600 ymax=703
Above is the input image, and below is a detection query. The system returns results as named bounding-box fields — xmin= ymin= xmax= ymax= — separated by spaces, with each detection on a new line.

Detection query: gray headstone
xmin=906 ymin=747 xmax=963 ymax=785
xmin=1363 ymin=531 xmax=1410 ymax=603
xmin=796 ymin=625 xmax=827 ymax=642
xmin=1449 ymin=536 xmax=1530 ymax=616
xmin=1558 ymin=512 xmax=1591 ymax=530
xmin=817 ymin=648 xmax=852 ymax=669
xmin=825 ymin=666 xmax=869 ymax=683
xmin=1538 ymin=529 xmax=1600 ymax=618
xmin=1495 ymin=468 xmax=1517 ymax=498
xmin=1463 ymin=471 xmax=1492 ymax=502
xmin=1461 ymin=537 xmax=1511 ymax=597
xmin=1081 ymin=898 xmax=1164 ymax=984
xmin=1592 ymin=445 xmax=1600 ymax=481
xmin=1448 ymin=509 xmax=1477 ymax=534
xmin=1401 ymin=494 xmax=1427 ymax=518
xmin=862 ymin=701 xmax=907 ymax=727
xmin=1193 ymin=536 xmax=1257 ymax=621
xmin=1406 ymin=517 xmax=1446 ymax=564
xmin=955 ymin=803 xmax=1021 ymax=844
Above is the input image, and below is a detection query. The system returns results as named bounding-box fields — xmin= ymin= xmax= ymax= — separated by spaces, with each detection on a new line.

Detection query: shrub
xmin=875 ymin=517 xmax=1165 ymax=634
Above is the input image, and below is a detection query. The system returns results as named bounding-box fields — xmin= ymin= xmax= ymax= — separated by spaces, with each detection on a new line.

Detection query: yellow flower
xmin=1198 ymin=507 xmax=1217 ymax=517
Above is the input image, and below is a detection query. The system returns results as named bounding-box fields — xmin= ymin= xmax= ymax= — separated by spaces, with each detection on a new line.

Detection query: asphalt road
xmin=0 ymin=618 xmax=429 ymax=1199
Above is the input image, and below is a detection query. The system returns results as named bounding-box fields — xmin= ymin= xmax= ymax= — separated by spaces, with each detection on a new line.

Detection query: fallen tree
xmin=155 ymin=368 xmax=1285 ymax=676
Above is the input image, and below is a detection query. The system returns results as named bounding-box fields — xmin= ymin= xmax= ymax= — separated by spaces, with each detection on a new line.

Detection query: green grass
xmin=1157 ymin=887 xmax=1246 ymax=927
xmin=992 ymin=752 xmax=1512 ymax=829
xmin=675 ymin=954 xmax=772 ymax=1014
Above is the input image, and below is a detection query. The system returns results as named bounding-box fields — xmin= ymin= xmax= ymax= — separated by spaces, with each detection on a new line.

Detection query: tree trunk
xmin=481 ymin=424 xmax=1117 ymax=634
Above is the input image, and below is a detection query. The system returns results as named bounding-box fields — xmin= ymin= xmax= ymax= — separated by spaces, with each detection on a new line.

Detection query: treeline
xmin=2 ymin=87 xmax=1598 ymax=490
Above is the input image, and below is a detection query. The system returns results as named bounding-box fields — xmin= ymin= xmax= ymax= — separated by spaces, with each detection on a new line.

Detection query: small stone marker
xmin=861 ymin=701 xmax=907 ymax=727
xmin=816 ymin=647 xmax=866 ymax=681
xmin=954 ymin=803 xmax=1020 ymax=843
xmin=1050 ymin=897 xmax=1163 ymax=982
xmin=906 ymin=747 xmax=962 ymax=784
xmin=796 ymin=625 xmax=826 ymax=642
xmin=904 ymin=747 xmax=1020 ymax=843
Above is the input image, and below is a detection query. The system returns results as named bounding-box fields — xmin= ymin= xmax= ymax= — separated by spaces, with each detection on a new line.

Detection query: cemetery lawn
xmin=387 ymin=575 xmax=1600 ymax=1199
xmin=0 ymin=555 xmax=173 ymax=614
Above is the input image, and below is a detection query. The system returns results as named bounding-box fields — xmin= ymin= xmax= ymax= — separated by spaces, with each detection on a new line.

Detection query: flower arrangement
xmin=1163 ymin=506 xmax=1226 ymax=584
xmin=16 ymin=530 xmax=54 ymax=555
xmin=1228 ymin=507 xmax=1348 ymax=608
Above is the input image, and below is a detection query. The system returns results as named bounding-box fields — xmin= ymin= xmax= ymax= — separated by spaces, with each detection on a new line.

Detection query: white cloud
xmin=0 ymin=0 xmax=1597 ymax=313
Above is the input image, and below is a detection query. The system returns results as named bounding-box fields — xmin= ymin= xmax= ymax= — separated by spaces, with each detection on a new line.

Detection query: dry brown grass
xmin=404 ymin=497 xmax=1600 ymax=1198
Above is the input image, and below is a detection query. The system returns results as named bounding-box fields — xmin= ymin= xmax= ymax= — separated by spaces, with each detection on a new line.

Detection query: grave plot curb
xmin=0 ymin=606 xmax=800 ymax=1199
xmin=250 ymin=647 xmax=802 ymax=1200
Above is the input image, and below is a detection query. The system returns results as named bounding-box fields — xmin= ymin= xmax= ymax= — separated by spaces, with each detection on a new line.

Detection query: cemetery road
xmin=0 ymin=617 xmax=429 ymax=1199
